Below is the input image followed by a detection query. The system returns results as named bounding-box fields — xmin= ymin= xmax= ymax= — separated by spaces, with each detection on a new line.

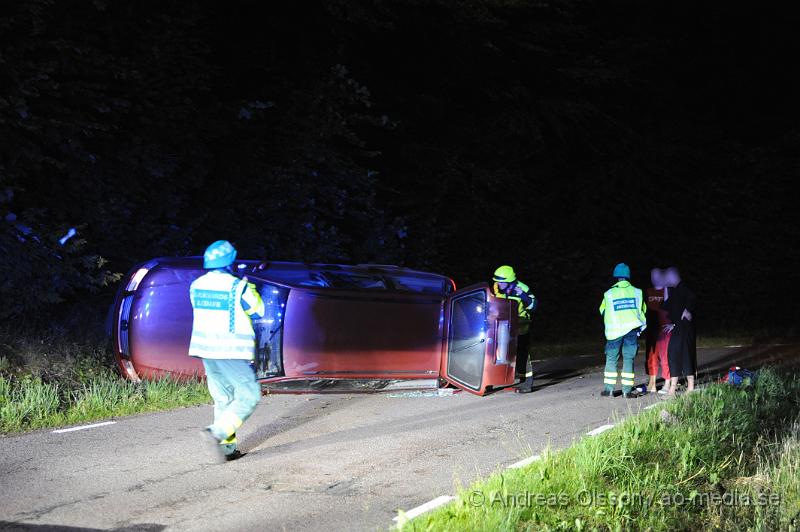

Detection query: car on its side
xmin=111 ymin=258 xmax=520 ymax=395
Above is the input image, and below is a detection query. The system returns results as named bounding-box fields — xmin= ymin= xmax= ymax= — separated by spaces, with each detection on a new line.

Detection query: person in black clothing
xmin=661 ymin=267 xmax=697 ymax=396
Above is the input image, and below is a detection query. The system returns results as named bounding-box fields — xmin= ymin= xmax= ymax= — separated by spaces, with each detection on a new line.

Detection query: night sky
xmin=1 ymin=1 xmax=798 ymax=338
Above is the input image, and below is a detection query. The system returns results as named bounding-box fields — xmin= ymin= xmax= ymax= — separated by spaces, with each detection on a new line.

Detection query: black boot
xmin=224 ymin=449 xmax=243 ymax=461
xmin=516 ymin=360 xmax=534 ymax=393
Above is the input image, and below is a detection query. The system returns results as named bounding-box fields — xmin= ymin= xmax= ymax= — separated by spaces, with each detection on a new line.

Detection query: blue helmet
xmin=613 ymin=262 xmax=631 ymax=279
xmin=203 ymin=240 xmax=237 ymax=269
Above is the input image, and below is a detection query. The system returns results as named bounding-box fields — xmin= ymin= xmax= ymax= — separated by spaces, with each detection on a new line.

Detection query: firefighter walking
xmin=189 ymin=240 xmax=265 ymax=462
xmin=599 ymin=263 xmax=647 ymax=398
xmin=492 ymin=265 xmax=537 ymax=393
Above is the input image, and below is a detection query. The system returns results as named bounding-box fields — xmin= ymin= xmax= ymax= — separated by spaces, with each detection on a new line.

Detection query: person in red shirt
xmin=662 ymin=267 xmax=697 ymax=396
xmin=645 ymin=268 xmax=672 ymax=393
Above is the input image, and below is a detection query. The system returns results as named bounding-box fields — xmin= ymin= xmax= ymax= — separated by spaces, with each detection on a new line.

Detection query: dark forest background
xmin=2 ymin=0 xmax=798 ymax=339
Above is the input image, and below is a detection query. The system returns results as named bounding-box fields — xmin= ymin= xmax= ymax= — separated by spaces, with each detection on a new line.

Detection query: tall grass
xmin=0 ymin=319 xmax=211 ymax=434
xmin=402 ymin=367 xmax=800 ymax=531
xmin=712 ymin=421 xmax=800 ymax=531
xmin=0 ymin=370 xmax=210 ymax=433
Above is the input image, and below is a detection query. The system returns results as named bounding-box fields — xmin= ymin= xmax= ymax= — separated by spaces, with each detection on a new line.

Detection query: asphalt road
xmin=1 ymin=344 xmax=794 ymax=532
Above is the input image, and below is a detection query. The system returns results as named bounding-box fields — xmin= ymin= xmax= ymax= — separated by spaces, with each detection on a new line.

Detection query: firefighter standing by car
xmin=599 ymin=263 xmax=647 ymax=398
xmin=189 ymin=240 xmax=265 ymax=462
xmin=492 ymin=265 xmax=537 ymax=393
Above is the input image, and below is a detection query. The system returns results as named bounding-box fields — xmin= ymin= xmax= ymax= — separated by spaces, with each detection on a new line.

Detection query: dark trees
xmin=1 ymin=1 xmax=797 ymax=334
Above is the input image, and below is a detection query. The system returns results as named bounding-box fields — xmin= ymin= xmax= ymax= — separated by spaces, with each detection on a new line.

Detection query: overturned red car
xmin=111 ymin=258 xmax=520 ymax=395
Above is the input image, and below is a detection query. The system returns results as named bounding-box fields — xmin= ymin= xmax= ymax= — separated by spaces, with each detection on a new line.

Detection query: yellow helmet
xmin=493 ymin=265 xmax=516 ymax=283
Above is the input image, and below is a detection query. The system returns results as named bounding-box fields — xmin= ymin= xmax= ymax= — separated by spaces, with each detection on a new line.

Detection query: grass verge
xmin=0 ymin=321 xmax=211 ymax=434
xmin=400 ymin=367 xmax=800 ymax=531
xmin=0 ymin=370 xmax=210 ymax=434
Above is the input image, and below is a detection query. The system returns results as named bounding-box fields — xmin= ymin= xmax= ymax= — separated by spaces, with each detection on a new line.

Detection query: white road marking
xmin=533 ymin=354 xmax=599 ymax=362
xmin=644 ymin=403 xmax=661 ymax=410
xmin=586 ymin=424 xmax=614 ymax=436
xmin=394 ymin=495 xmax=456 ymax=522
xmin=507 ymin=454 xmax=541 ymax=469
xmin=723 ymin=343 xmax=792 ymax=349
xmin=53 ymin=421 xmax=116 ymax=434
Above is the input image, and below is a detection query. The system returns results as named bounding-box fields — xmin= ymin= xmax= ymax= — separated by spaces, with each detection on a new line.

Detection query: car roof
xmin=149 ymin=257 xmax=455 ymax=295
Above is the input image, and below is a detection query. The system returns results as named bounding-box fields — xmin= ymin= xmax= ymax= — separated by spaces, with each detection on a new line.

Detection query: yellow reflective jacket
xmin=188 ymin=270 xmax=264 ymax=360
xmin=493 ymin=280 xmax=536 ymax=334
xmin=599 ymin=280 xmax=647 ymax=340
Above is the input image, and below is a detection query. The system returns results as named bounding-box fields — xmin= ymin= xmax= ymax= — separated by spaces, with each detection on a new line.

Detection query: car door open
xmin=440 ymin=284 xmax=518 ymax=395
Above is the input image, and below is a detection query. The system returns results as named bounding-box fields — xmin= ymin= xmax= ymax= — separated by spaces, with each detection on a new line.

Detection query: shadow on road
xmin=239 ymin=343 xmax=798 ymax=459
xmin=240 ymin=396 xmax=369 ymax=453
xmin=531 ymin=369 xmax=585 ymax=392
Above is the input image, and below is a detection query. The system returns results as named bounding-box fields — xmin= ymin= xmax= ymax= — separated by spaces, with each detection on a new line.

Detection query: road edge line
xmin=53 ymin=421 xmax=117 ymax=434
xmin=393 ymin=495 xmax=456 ymax=522
xmin=586 ymin=424 xmax=614 ymax=436
xmin=507 ymin=454 xmax=541 ymax=469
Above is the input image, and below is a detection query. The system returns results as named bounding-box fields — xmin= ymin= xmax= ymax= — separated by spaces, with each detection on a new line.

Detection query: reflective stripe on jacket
xmin=599 ymin=280 xmax=647 ymax=340
xmin=188 ymin=270 xmax=264 ymax=360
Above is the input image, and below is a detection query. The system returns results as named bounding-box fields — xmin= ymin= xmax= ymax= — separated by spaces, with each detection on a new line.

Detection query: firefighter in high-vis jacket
xmin=599 ymin=263 xmax=647 ymax=398
xmin=492 ymin=265 xmax=538 ymax=393
xmin=189 ymin=240 xmax=265 ymax=462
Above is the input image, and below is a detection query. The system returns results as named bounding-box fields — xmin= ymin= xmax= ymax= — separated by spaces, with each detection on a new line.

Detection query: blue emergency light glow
xmin=59 ymin=227 xmax=77 ymax=246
